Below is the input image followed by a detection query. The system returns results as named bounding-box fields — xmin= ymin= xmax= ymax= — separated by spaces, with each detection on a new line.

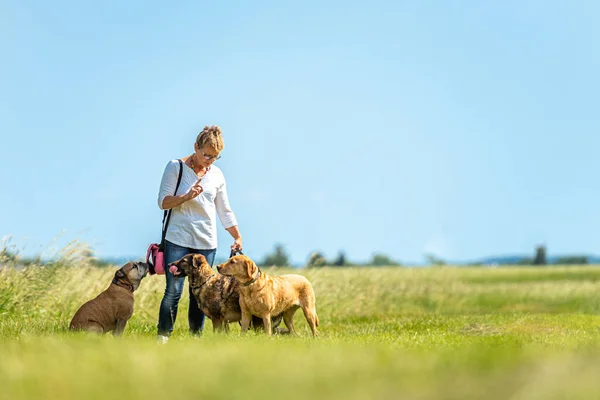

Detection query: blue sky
xmin=1 ymin=0 xmax=599 ymax=265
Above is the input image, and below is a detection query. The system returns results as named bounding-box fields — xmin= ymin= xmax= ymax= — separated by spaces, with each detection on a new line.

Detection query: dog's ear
xmin=192 ymin=254 xmax=204 ymax=269
xmin=114 ymin=268 xmax=126 ymax=281
xmin=246 ymin=258 xmax=255 ymax=279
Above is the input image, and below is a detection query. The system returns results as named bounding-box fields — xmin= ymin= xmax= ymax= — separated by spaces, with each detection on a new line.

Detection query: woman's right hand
xmin=184 ymin=180 xmax=204 ymax=201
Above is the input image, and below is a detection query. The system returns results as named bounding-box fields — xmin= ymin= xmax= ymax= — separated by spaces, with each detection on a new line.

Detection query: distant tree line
xmin=466 ymin=245 xmax=591 ymax=266
xmin=258 ymin=243 xmax=402 ymax=267
xmin=258 ymin=244 xmax=593 ymax=268
xmin=510 ymin=245 xmax=589 ymax=266
xmin=305 ymin=250 xmax=401 ymax=267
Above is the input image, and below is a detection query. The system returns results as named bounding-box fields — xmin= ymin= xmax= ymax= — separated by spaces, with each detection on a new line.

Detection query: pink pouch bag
xmin=146 ymin=243 xmax=165 ymax=275
xmin=146 ymin=160 xmax=183 ymax=276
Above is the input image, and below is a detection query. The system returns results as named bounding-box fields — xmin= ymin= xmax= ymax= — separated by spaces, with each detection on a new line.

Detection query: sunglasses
xmin=199 ymin=150 xmax=221 ymax=161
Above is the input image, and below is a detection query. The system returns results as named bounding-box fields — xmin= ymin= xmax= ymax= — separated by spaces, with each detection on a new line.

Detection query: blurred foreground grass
xmin=2 ymin=262 xmax=600 ymax=399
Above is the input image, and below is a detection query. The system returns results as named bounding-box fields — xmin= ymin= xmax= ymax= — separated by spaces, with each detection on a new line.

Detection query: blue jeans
xmin=157 ymin=240 xmax=216 ymax=336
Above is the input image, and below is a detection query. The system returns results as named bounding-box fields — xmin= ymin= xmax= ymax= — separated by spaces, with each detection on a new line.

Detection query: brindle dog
xmin=69 ymin=261 xmax=149 ymax=336
xmin=169 ymin=253 xmax=283 ymax=333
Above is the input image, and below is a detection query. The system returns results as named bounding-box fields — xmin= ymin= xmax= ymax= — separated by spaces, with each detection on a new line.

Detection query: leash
xmin=229 ymin=249 xmax=243 ymax=258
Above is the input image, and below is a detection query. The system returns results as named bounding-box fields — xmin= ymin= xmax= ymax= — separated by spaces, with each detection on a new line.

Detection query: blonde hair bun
xmin=196 ymin=125 xmax=224 ymax=152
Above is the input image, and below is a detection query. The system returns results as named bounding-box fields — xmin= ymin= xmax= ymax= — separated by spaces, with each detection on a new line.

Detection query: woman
xmin=156 ymin=125 xmax=242 ymax=343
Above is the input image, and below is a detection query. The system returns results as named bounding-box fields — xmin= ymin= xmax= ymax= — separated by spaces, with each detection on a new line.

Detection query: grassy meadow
xmin=2 ymin=257 xmax=600 ymax=399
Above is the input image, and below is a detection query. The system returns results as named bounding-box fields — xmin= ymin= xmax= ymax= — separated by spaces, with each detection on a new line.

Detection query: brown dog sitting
xmin=168 ymin=253 xmax=283 ymax=333
xmin=217 ymin=255 xmax=319 ymax=337
xmin=69 ymin=262 xmax=149 ymax=335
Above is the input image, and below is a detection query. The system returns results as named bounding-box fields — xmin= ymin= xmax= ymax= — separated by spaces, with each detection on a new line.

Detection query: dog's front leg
xmin=212 ymin=318 xmax=224 ymax=332
xmin=113 ymin=319 xmax=127 ymax=336
xmin=262 ymin=315 xmax=272 ymax=336
xmin=240 ymin=309 xmax=252 ymax=334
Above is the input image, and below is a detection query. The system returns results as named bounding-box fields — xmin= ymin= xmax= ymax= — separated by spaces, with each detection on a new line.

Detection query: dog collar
xmin=192 ymin=273 xmax=214 ymax=290
xmin=112 ymin=278 xmax=134 ymax=292
xmin=242 ymin=268 xmax=261 ymax=287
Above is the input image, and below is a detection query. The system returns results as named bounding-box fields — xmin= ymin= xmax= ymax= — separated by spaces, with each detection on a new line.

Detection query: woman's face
xmin=194 ymin=143 xmax=221 ymax=168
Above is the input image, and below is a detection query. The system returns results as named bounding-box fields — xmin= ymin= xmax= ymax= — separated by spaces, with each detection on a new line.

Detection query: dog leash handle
xmin=229 ymin=249 xmax=244 ymax=258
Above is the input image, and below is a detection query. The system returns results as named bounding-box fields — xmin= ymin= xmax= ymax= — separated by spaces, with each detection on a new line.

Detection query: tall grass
xmin=2 ymin=249 xmax=600 ymax=399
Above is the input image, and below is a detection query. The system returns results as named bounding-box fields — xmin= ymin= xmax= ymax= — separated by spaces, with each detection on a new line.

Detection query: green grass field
xmin=2 ymin=262 xmax=600 ymax=399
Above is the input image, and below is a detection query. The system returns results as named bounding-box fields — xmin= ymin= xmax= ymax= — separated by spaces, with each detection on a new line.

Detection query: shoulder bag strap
xmin=160 ymin=160 xmax=184 ymax=248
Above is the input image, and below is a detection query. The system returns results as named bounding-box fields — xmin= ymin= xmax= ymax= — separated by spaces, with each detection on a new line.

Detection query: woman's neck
xmin=187 ymin=155 xmax=206 ymax=175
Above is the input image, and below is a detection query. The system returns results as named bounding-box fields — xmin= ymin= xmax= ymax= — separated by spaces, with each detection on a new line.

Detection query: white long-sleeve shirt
xmin=157 ymin=160 xmax=238 ymax=250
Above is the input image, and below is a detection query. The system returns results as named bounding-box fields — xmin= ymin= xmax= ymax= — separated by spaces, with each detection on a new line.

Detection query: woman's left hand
xmin=231 ymin=237 xmax=243 ymax=253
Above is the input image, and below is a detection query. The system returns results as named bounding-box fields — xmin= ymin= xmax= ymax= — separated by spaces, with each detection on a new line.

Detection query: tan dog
xmin=217 ymin=255 xmax=319 ymax=337
xmin=168 ymin=253 xmax=283 ymax=333
xmin=69 ymin=262 xmax=149 ymax=335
